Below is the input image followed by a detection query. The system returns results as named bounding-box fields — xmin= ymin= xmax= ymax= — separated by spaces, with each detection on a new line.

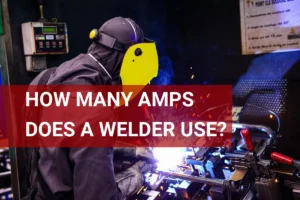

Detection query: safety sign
xmin=240 ymin=0 xmax=300 ymax=54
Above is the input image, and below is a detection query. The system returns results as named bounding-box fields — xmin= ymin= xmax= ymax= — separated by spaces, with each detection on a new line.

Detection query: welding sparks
xmin=152 ymin=148 xmax=187 ymax=170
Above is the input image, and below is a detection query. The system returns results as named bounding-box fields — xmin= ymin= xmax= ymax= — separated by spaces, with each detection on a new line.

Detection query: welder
xmin=24 ymin=17 xmax=159 ymax=200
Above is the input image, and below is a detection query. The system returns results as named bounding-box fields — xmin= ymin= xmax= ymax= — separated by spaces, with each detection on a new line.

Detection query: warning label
xmin=240 ymin=0 xmax=300 ymax=54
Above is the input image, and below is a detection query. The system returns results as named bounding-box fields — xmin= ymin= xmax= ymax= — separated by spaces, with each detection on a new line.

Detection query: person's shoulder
xmin=29 ymin=69 xmax=52 ymax=85
xmin=60 ymin=53 xmax=88 ymax=65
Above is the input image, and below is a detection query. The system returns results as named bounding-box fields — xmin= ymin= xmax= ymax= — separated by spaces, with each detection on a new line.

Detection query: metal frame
xmin=154 ymin=122 xmax=275 ymax=192
xmin=156 ymin=170 xmax=225 ymax=186
xmin=0 ymin=0 xmax=21 ymax=199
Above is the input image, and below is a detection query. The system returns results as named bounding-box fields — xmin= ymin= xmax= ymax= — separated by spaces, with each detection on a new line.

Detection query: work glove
xmin=114 ymin=146 xmax=157 ymax=163
xmin=136 ymin=147 xmax=156 ymax=161
xmin=115 ymin=161 xmax=152 ymax=199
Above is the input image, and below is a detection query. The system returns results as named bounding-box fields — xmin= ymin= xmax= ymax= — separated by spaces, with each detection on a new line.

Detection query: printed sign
xmin=240 ymin=0 xmax=300 ymax=54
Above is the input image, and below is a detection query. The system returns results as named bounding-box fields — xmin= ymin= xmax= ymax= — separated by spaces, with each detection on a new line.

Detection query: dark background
xmin=7 ymin=0 xmax=300 ymax=85
xmin=6 ymin=0 xmax=300 ymax=154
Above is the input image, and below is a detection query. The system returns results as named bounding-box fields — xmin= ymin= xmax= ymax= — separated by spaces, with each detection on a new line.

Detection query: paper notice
xmin=240 ymin=0 xmax=300 ymax=54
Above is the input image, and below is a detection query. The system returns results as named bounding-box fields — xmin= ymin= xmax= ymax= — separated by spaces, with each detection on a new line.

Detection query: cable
xmin=245 ymin=103 xmax=281 ymax=132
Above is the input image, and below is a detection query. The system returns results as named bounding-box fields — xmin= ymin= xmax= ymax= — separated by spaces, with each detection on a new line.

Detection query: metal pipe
xmin=224 ymin=153 xmax=245 ymax=159
xmin=232 ymin=123 xmax=274 ymax=138
xmin=155 ymin=170 xmax=224 ymax=186
xmin=0 ymin=171 xmax=11 ymax=178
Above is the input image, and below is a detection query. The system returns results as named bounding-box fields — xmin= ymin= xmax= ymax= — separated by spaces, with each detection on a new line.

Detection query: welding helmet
xmin=89 ymin=17 xmax=159 ymax=86
xmin=89 ymin=17 xmax=158 ymax=105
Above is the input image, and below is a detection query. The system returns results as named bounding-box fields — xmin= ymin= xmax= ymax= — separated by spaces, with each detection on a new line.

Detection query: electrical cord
xmin=245 ymin=103 xmax=281 ymax=132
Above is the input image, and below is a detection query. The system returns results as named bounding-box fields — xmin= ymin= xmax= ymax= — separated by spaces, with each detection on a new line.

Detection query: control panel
xmin=22 ymin=22 xmax=69 ymax=55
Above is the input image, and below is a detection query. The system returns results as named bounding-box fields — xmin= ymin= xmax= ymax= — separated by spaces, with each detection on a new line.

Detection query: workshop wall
xmin=6 ymin=0 xmax=300 ymax=154
xmin=7 ymin=0 xmax=300 ymax=84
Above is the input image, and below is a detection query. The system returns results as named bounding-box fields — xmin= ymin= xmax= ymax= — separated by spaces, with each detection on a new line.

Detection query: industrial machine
xmin=120 ymin=109 xmax=299 ymax=200
xmin=114 ymin=80 xmax=300 ymax=200
xmin=21 ymin=0 xmax=69 ymax=72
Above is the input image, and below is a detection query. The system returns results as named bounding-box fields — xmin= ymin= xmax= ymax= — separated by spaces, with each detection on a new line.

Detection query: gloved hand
xmin=115 ymin=161 xmax=152 ymax=199
xmin=136 ymin=147 xmax=156 ymax=162
xmin=114 ymin=146 xmax=157 ymax=163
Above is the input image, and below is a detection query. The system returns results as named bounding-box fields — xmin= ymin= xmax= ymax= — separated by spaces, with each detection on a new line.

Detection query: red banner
xmin=0 ymin=85 xmax=232 ymax=147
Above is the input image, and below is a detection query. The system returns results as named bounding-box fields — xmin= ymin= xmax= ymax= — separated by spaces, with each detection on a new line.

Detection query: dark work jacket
xmin=29 ymin=52 xmax=122 ymax=200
